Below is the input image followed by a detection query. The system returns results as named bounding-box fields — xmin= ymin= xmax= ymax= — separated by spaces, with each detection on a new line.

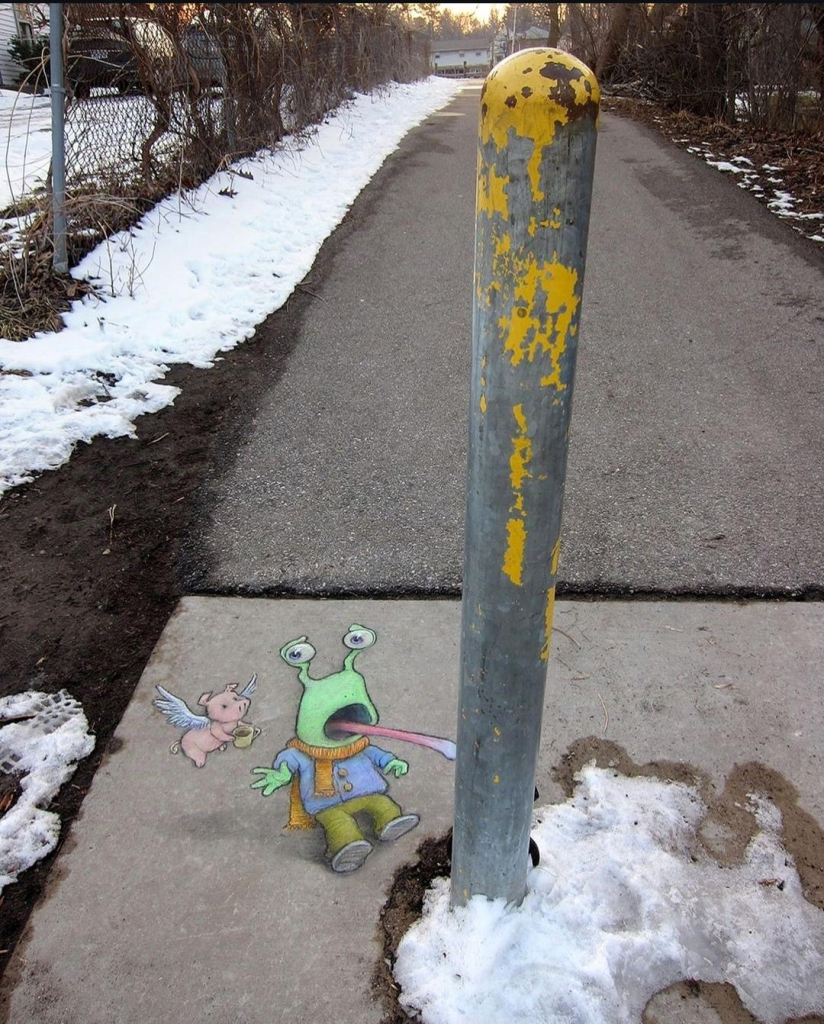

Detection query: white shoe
xmin=378 ymin=814 xmax=420 ymax=843
xmin=330 ymin=840 xmax=373 ymax=873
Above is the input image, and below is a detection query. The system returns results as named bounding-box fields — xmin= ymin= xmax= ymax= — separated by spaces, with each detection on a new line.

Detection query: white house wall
xmin=0 ymin=3 xmax=49 ymax=88
xmin=431 ymin=45 xmax=490 ymax=76
xmin=0 ymin=2 xmax=21 ymax=87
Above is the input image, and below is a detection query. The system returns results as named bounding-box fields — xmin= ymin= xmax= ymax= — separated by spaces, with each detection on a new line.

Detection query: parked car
xmin=66 ymin=19 xmax=176 ymax=98
xmin=66 ymin=24 xmax=133 ymax=97
xmin=183 ymin=27 xmax=225 ymax=91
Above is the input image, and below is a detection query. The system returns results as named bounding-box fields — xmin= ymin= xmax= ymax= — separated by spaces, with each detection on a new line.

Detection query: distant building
xmin=492 ymin=24 xmax=569 ymax=66
xmin=517 ymin=25 xmax=552 ymax=47
xmin=0 ymin=3 xmax=48 ymax=88
xmin=492 ymin=29 xmax=509 ymax=65
xmin=431 ymin=37 xmax=491 ymax=78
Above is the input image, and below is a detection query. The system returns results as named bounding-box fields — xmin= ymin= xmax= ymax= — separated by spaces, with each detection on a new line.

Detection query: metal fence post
xmin=49 ymin=2 xmax=68 ymax=275
xmin=451 ymin=49 xmax=600 ymax=908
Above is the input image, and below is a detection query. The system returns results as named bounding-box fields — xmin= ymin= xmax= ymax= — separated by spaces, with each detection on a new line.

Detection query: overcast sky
xmin=439 ymin=3 xmax=507 ymax=24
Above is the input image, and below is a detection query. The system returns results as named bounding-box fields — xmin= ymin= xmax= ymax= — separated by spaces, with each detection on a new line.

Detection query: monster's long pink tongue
xmin=334 ymin=722 xmax=456 ymax=761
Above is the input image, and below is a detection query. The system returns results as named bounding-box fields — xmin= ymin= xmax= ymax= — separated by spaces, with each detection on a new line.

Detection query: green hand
xmin=251 ymin=764 xmax=292 ymax=796
xmin=384 ymin=758 xmax=408 ymax=778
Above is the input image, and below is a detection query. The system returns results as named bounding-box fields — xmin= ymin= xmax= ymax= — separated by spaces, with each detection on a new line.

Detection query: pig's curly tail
xmin=170 ymin=741 xmax=181 ymax=755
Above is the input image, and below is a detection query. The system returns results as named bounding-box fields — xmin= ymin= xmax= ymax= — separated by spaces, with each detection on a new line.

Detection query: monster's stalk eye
xmin=343 ymin=626 xmax=376 ymax=650
xmin=281 ymin=641 xmax=316 ymax=665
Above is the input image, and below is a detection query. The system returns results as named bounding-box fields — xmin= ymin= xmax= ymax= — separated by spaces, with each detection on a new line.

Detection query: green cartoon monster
xmin=252 ymin=625 xmax=429 ymax=874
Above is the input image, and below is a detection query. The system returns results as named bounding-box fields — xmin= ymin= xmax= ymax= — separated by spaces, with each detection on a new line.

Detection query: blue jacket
xmin=273 ymin=743 xmax=395 ymax=815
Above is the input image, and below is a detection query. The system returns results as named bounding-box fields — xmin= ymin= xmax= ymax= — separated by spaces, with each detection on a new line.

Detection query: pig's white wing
xmin=239 ymin=674 xmax=257 ymax=699
xmin=153 ymin=686 xmax=209 ymax=730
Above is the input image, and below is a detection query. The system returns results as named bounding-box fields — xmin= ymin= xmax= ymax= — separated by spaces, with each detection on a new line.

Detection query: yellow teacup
xmin=233 ymin=724 xmax=261 ymax=748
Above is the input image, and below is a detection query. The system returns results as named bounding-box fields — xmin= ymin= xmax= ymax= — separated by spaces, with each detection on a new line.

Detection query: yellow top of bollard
xmin=480 ymin=48 xmax=599 ymax=148
xmin=479 ymin=49 xmax=599 ymax=206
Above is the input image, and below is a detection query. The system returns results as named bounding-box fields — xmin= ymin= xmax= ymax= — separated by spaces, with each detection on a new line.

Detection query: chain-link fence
xmin=0 ymin=4 xmax=428 ymax=339
xmin=61 ymin=3 xmax=428 ymax=239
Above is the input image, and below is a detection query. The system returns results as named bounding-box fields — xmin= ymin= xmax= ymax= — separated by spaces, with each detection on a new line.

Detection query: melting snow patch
xmin=394 ymin=765 xmax=824 ymax=1024
xmin=0 ymin=77 xmax=461 ymax=494
xmin=0 ymin=690 xmax=95 ymax=891
xmin=768 ymin=191 xmax=800 ymax=216
xmin=706 ymin=159 xmax=748 ymax=173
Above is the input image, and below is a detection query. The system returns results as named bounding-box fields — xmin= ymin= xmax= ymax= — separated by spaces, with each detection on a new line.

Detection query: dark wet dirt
xmin=0 ymin=261 xmax=315 ymax=980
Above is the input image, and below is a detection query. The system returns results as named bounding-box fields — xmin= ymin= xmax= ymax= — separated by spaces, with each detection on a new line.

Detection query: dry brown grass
xmin=0 ymin=190 xmax=144 ymax=341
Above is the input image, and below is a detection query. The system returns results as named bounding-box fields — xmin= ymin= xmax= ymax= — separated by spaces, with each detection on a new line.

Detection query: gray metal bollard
xmin=451 ymin=49 xmax=600 ymax=908
xmin=50 ymin=2 xmax=68 ymax=275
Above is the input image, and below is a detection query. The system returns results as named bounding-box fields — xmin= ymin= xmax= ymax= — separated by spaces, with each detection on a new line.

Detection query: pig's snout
xmin=207 ymin=696 xmax=250 ymax=724
xmin=229 ymin=700 xmax=249 ymax=721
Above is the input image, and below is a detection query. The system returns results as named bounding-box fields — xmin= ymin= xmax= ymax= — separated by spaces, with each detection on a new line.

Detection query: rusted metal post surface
xmin=451 ymin=49 xmax=599 ymax=908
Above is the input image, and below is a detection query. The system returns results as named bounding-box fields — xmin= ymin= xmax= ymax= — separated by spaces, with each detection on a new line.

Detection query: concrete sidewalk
xmin=2 ymin=597 xmax=821 ymax=1024
xmin=184 ymin=88 xmax=824 ymax=596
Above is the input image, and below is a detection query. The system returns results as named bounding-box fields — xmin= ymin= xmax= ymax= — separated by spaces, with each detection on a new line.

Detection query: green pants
xmin=315 ymin=794 xmax=402 ymax=858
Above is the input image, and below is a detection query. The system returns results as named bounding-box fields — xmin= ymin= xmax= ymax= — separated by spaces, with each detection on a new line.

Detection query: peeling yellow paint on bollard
xmin=528 ymin=215 xmax=561 ymax=237
xmin=541 ymin=539 xmax=562 ymax=660
xmin=540 ymin=586 xmax=557 ymax=661
xmin=494 ymin=232 xmax=512 ymax=258
xmin=509 ymin=404 xmax=531 ymax=490
xmin=478 ymin=165 xmax=511 ymax=220
xmin=497 ymin=252 xmax=580 ymax=390
xmin=502 ymin=517 xmax=527 ymax=586
xmin=502 ymin=403 xmax=532 ymax=585
xmin=551 ymin=537 xmax=560 ymax=575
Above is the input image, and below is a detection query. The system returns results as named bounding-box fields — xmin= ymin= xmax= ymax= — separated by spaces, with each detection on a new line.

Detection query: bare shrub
xmin=1 ymin=2 xmax=429 ymax=338
xmin=562 ymin=3 xmax=823 ymax=132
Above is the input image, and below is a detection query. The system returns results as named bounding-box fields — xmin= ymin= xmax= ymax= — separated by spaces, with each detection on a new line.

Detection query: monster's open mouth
xmin=324 ymin=703 xmax=374 ymax=741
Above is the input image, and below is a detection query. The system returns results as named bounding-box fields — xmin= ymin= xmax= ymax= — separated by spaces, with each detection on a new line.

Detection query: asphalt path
xmin=184 ymin=85 xmax=824 ymax=595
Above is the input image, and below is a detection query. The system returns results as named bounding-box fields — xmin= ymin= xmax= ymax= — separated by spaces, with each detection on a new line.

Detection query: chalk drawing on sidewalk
xmin=154 ymin=675 xmax=260 ymax=768
xmin=252 ymin=625 xmax=455 ymax=874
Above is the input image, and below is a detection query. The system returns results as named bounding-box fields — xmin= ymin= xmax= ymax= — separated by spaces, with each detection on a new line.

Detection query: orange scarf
xmin=285 ymin=736 xmax=370 ymax=830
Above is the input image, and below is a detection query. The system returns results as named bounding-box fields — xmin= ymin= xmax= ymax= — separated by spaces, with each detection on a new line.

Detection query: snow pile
xmin=394 ymin=765 xmax=824 ymax=1024
xmin=0 ymin=77 xmax=461 ymax=494
xmin=0 ymin=690 xmax=95 ymax=890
